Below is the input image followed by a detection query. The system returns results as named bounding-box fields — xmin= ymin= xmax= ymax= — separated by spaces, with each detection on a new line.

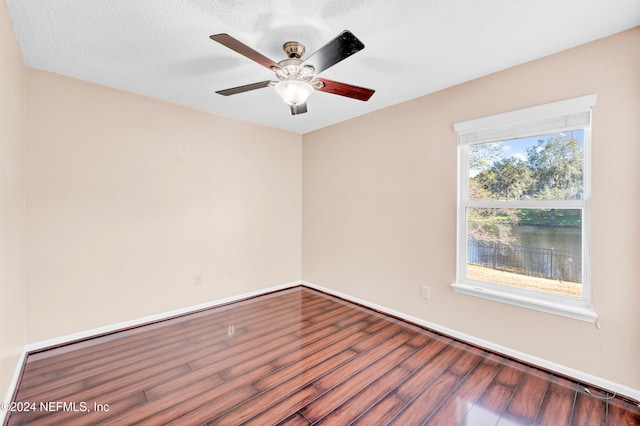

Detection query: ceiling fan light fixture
xmin=211 ymin=31 xmax=375 ymax=115
xmin=275 ymin=80 xmax=313 ymax=106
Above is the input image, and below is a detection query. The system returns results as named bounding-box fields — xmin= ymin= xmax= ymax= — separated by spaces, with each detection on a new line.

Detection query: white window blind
xmin=454 ymin=94 xmax=597 ymax=145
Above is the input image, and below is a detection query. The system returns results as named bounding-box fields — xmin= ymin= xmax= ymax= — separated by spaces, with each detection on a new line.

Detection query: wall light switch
xmin=421 ymin=285 xmax=430 ymax=299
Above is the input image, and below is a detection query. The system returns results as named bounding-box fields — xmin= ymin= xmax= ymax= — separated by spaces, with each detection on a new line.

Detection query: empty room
xmin=1 ymin=0 xmax=639 ymax=424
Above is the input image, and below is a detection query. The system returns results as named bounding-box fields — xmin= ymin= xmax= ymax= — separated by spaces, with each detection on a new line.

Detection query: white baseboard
xmin=301 ymin=280 xmax=640 ymax=403
xmin=24 ymin=281 xmax=300 ymax=353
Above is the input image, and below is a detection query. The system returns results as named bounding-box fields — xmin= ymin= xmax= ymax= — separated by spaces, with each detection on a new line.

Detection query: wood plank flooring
xmin=5 ymin=286 xmax=640 ymax=425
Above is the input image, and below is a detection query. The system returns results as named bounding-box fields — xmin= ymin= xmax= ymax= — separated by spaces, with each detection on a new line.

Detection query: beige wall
xmin=25 ymin=70 xmax=302 ymax=342
xmin=0 ymin=0 xmax=26 ymax=402
xmin=303 ymin=27 xmax=640 ymax=390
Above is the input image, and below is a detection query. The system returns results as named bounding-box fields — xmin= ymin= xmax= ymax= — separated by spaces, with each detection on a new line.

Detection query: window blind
xmin=454 ymin=94 xmax=597 ymax=145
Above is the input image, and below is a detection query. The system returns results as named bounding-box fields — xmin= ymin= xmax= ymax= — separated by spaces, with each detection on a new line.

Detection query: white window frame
xmin=452 ymin=95 xmax=598 ymax=322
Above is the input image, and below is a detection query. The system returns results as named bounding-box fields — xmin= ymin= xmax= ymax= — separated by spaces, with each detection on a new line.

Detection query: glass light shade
xmin=275 ymin=80 xmax=313 ymax=105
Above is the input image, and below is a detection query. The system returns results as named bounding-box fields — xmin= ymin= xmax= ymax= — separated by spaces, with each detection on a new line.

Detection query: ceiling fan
xmin=210 ymin=30 xmax=375 ymax=115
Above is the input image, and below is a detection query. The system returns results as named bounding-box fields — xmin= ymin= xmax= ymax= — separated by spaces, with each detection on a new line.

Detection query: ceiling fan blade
xmin=290 ymin=102 xmax=308 ymax=115
xmin=215 ymin=80 xmax=273 ymax=96
xmin=302 ymin=30 xmax=364 ymax=74
xmin=210 ymin=34 xmax=282 ymax=71
xmin=313 ymin=78 xmax=375 ymax=101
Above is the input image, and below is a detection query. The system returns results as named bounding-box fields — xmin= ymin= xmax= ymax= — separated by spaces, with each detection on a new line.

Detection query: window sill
xmin=450 ymin=282 xmax=598 ymax=323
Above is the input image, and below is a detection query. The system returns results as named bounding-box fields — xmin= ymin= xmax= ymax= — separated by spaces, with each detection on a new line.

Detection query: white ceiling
xmin=5 ymin=0 xmax=640 ymax=134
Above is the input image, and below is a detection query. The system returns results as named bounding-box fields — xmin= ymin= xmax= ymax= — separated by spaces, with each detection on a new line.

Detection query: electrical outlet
xmin=421 ymin=285 xmax=430 ymax=300
xmin=227 ymin=269 xmax=233 ymax=280
xmin=194 ymin=275 xmax=203 ymax=285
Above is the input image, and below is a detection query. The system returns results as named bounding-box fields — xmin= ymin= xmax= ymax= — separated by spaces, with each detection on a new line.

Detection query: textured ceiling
xmin=5 ymin=0 xmax=640 ymax=134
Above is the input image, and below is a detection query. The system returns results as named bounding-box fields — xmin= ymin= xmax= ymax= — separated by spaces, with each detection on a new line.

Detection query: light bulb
xmin=275 ymin=80 xmax=313 ymax=105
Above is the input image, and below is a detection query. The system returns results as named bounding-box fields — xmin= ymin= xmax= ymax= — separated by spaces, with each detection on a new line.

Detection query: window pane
xmin=467 ymin=208 xmax=582 ymax=297
xmin=469 ymin=131 xmax=584 ymax=201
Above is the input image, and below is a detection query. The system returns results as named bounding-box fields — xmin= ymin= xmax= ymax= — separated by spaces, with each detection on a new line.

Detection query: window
xmin=452 ymin=95 xmax=598 ymax=322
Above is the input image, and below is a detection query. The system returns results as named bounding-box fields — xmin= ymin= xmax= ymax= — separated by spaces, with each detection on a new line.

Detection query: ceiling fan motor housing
xmin=274 ymin=58 xmax=315 ymax=82
xmin=283 ymin=41 xmax=305 ymax=59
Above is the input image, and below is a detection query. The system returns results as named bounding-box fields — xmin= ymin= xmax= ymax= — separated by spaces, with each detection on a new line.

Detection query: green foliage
xmin=468 ymin=134 xmax=584 ymax=243
xmin=474 ymin=157 xmax=532 ymax=200
xmin=468 ymin=207 xmax=521 ymax=244
xmin=469 ymin=143 xmax=504 ymax=174
xmin=518 ymin=209 xmax=582 ymax=227
xmin=526 ymin=135 xmax=583 ymax=200
xmin=470 ymin=134 xmax=583 ymax=201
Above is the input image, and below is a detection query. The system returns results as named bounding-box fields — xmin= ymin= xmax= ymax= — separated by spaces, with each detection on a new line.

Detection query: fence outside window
xmin=467 ymin=239 xmax=581 ymax=283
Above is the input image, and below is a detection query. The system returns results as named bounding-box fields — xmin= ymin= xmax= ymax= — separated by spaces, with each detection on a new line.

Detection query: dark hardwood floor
xmin=5 ymin=286 xmax=639 ymax=425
